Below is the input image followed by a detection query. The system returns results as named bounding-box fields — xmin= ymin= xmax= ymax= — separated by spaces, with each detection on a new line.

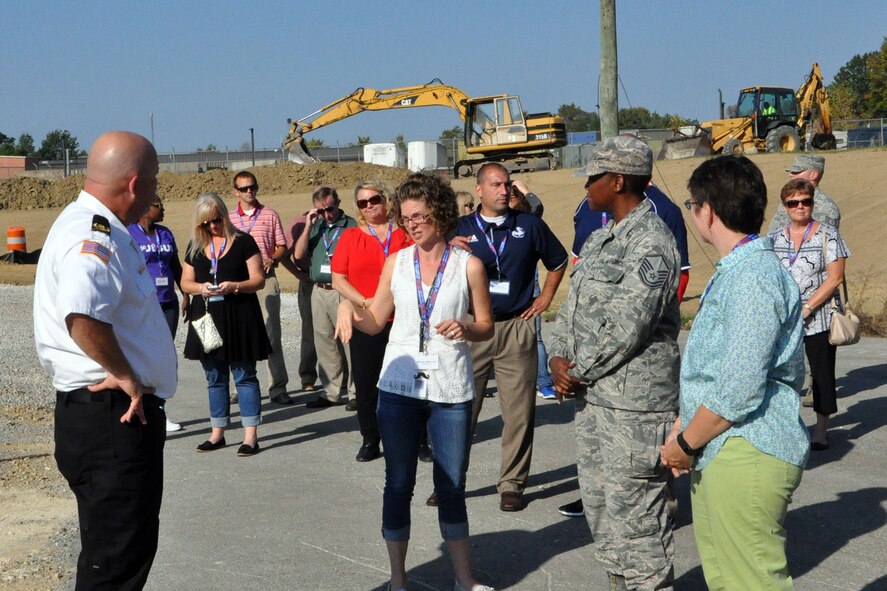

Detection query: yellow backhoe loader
xmin=659 ymin=63 xmax=835 ymax=159
xmin=283 ymin=79 xmax=566 ymax=177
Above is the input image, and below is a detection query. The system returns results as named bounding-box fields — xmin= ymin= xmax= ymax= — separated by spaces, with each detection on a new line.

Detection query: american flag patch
xmin=80 ymin=240 xmax=111 ymax=263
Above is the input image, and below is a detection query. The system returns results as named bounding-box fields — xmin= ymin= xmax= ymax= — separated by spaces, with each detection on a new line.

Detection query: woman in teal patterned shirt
xmin=661 ymin=155 xmax=810 ymax=591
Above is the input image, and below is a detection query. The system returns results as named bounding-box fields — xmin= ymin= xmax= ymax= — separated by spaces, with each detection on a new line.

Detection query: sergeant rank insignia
xmin=639 ymin=255 xmax=669 ymax=289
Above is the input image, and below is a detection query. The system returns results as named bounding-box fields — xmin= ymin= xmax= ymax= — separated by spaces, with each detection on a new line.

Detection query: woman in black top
xmin=182 ymin=192 xmax=270 ymax=456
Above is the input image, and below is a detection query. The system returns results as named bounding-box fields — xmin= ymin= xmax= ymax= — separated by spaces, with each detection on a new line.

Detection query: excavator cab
xmin=465 ymin=96 xmax=528 ymax=150
xmin=736 ymin=87 xmax=799 ymax=139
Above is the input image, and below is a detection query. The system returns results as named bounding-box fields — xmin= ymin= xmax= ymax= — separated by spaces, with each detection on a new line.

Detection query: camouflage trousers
xmin=575 ymin=399 xmax=676 ymax=590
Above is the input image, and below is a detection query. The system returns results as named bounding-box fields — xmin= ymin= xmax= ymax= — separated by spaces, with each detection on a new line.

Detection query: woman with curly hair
xmin=336 ymin=173 xmax=495 ymax=591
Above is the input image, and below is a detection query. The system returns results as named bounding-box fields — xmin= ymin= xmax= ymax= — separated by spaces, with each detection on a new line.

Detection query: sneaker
xmin=558 ymin=499 xmax=584 ymax=517
xmin=536 ymin=385 xmax=557 ymax=400
xmin=166 ymin=418 xmax=182 ymax=433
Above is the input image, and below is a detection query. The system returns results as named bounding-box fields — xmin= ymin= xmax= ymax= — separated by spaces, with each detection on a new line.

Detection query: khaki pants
xmin=310 ymin=286 xmax=354 ymax=402
xmin=256 ymin=275 xmax=288 ymax=397
xmin=468 ymin=316 xmax=537 ymax=494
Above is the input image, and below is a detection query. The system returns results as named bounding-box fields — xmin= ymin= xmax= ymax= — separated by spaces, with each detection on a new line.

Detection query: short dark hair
xmin=687 ymin=155 xmax=766 ymax=234
xmin=394 ymin=173 xmax=458 ymax=236
xmin=233 ymin=170 xmax=257 ymax=187
xmin=476 ymin=162 xmax=509 ymax=184
xmin=780 ymin=178 xmax=814 ymax=203
xmin=312 ymin=185 xmax=339 ymax=204
xmin=622 ymin=173 xmax=652 ymax=195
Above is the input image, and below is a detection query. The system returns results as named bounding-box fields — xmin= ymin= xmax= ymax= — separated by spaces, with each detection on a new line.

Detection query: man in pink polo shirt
xmin=229 ymin=171 xmax=292 ymax=405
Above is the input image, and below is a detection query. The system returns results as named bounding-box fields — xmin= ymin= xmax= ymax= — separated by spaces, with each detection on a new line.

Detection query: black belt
xmin=314 ymin=282 xmax=334 ymax=290
xmin=57 ymin=388 xmax=163 ymax=407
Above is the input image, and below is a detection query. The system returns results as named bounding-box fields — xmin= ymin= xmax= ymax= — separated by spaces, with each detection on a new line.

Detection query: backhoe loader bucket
xmin=657 ymin=132 xmax=712 ymax=160
xmin=286 ymin=137 xmax=319 ymax=164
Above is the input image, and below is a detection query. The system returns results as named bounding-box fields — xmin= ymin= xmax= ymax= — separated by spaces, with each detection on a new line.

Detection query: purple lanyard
xmin=784 ymin=222 xmax=813 ymax=266
xmin=601 ymin=212 xmax=608 ymax=225
xmin=139 ymin=225 xmax=165 ymax=274
xmin=322 ymin=225 xmax=342 ymax=260
xmin=368 ymin=222 xmax=393 ymax=258
xmin=414 ymin=246 xmax=451 ymax=353
xmin=473 ymin=212 xmax=507 ymax=278
xmin=700 ymin=234 xmax=759 ymax=307
xmin=209 ymin=238 xmax=227 ymax=284
xmin=235 ymin=205 xmax=262 ymax=235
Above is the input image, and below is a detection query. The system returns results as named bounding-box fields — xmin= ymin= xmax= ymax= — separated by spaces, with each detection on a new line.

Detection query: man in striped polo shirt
xmin=229 ymin=171 xmax=293 ymax=405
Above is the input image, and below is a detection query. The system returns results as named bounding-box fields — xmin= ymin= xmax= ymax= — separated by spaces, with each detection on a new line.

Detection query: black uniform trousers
xmin=349 ymin=323 xmax=391 ymax=445
xmin=54 ymin=389 xmax=166 ymax=591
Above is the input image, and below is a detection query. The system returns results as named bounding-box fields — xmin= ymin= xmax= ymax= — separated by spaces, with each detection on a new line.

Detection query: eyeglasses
xmin=201 ymin=216 xmax=224 ymax=227
xmin=400 ymin=212 xmax=432 ymax=226
xmin=357 ymin=195 xmax=384 ymax=209
xmin=317 ymin=205 xmax=338 ymax=214
xmin=150 ymin=202 xmax=163 ymax=209
xmin=784 ymin=197 xmax=814 ymax=208
xmin=683 ymin=200 xmax=700 ymax=210
xmin=235 ymin=184 xmax=258 ymax=193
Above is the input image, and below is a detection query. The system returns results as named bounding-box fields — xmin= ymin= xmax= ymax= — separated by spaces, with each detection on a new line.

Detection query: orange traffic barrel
xmin=7 ymin=226 xmax=26 ymax=252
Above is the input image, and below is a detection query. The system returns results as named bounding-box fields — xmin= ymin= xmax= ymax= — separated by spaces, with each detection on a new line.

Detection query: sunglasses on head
xmin=784 ymin=197 xmax=814 ymax=208
xmin=235 ymin=184 xmax=258 ymax=193
xmin=201 ymin=216 xmax=224 ymax=227
xmin=357 ymin=195 xmax=384 ymax=209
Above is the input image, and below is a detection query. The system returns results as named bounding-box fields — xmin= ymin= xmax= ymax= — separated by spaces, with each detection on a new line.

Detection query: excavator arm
xmin=284 ymin=79 xmax=470 ymax=162
xmin=796 ymin=63 xmax=835 ymax=148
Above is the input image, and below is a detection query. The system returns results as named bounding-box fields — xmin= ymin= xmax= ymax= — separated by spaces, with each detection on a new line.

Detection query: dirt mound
xmin=0 ymin=162 xmax=413 ymax=211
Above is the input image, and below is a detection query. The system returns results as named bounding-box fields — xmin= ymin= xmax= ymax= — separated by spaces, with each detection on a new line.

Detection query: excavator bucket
xmin=286 ymin=137 xmax=319 ymax=164
xmin=657 ymin=132 xmax=713 ymax=160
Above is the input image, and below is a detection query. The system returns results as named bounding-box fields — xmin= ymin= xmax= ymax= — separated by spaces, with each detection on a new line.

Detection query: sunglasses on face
xmin=150 ymin=202 xmax=163 ymax=209
xmin=201 ymin=216 xmax=224 ymax=227
xmin=357 ymin=195 xmax=384 ymax=209
xmin=784 ymin=197 xmax=814 ymax=208
xmin=317 ymin=205 xmax=338 ymax=214
xmin=235 ymin=184 xmax=258 ymax=193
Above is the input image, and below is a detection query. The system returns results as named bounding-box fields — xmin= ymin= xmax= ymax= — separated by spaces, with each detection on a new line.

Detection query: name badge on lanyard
xmin=320 ymin=264 xmax=332 ymax=274
xmin=489 ymin=280 xmax=510 ymax=295
xmin=155 ymin=276 xmax=169 ymax=287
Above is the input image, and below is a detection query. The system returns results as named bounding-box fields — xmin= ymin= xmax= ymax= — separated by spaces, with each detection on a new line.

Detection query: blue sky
xmin=3 ymin=1 xmax=885 ymax=153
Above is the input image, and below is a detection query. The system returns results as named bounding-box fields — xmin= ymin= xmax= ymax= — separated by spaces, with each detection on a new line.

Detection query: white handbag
xmin=192 ymin=310 xmax=223 ymax=353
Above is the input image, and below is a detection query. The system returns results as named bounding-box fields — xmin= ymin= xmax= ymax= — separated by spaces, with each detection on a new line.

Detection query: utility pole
xmin=599 ymin=0 xmax=618 ymax=140
xmin=249 ymin=128 xmax=256 ymax=166
xmin=150 ymin=113 xmax=155 ymax=146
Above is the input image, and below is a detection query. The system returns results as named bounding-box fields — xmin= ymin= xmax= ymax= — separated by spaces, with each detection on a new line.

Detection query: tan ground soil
xmin=0 ymin=149 xmax=885 ymax=587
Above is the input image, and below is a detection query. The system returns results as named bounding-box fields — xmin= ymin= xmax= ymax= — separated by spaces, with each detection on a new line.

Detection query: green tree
xmin=357 ymin=135 xmax=371 ymax=145
xmin=306 ymin=138 xmax=326 ymax=148
xmin=439 ymin=125 xmax=462 ymax=141
xmin=864 ymin=38 xmax=887 ymax=118
xmin=0 ymin=132 xmax=14 ymax=155
xmin=37 ymin=129 xmax=81 ymax=160
xmin=17 ymin=133 xmax=35 ymax=156
xmin=395 ymin=133 xmax=407 ymax=153
xmin=557 ymin=103 xmax=600 ymax=132
xmin=830 ymin=52 xmax=873 ymax=118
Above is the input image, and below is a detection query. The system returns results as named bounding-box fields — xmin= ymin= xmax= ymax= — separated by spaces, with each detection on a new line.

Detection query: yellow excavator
xmin=659 ymin=63 xmax=835 ymax=159
xmin=283 ymin=79 xmax=567 ymax=177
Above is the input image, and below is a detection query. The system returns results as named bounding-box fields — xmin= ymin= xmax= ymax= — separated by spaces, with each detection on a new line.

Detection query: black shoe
xmin=418 ymin=442 xmax=433 ymax=463
xmin=306 ymin=396 xmax=341 ymax=409
xmin=558 ymin=499 xmax=584 ymax=517
xmin=271 ymin=393 xmax=294 ymax=405
xmin=426 ymin=492 xmax=438 ymax=507
xmin=345 ymin=399 xmax=358 ymax=412
xmin=500 ymin=491 xmax=524 ymax=512
xmin=196 ymin=438 xmax=226 ymax=453
xmin=237 ymin=442 xmax=260 ymax=457
xmin=356 ymin=442 xmax=382 ymax=462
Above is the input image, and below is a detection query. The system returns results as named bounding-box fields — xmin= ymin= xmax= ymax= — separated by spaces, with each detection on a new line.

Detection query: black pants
xmin=349 ymin=323 xmax=391 ymax=445
xmin=54 ymin=390 xmax=166 ymax=591
xmin=804 ymin=330 xmax=838 ymax=415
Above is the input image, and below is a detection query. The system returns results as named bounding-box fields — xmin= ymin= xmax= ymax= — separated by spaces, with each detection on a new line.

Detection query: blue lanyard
xmin=601 ymin=212 xmax=608 ymax=226
xmin=209 ymin=238 xmax=227 ymax=284
xmin=368 ymin=222 xmax=393 ymax=258
xmin=235 ymin=205 xmax=262 ymax=235
xmin=473 ymin=212 xmax=507 ymax=279
xmin=322 ymin=225 xmax=342 ymax=260
xmin=784 ymin=222 xmax=813 ymax=266
xmin=414 ymin=246 xmax=451 ymax=353
xmin=700 ymin=234 xmax=759 ymax=307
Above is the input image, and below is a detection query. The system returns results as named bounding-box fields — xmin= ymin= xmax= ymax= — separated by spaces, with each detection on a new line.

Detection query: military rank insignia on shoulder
xmin=639 ymin=254 xmax=669 ymax=289
xmin=91 ymin=215 xmax=111 ymax=235
xmin=80 ymin=240 xmax=111 ymax=264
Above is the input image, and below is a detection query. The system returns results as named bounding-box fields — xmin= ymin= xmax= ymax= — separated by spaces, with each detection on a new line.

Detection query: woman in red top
xmin=332 ymin=181 xmax=412 ymax=461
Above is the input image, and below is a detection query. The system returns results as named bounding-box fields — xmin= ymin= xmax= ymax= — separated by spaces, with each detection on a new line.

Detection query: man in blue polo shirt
xmin=456 ymin=162 xmax=568 ymax=512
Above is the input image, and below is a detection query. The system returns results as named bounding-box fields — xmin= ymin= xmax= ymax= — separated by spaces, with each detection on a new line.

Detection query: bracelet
xmin=803 ymin=303 xmax=812 ymax=310
xmin=676 ymin=431 xmax=704 ymax=457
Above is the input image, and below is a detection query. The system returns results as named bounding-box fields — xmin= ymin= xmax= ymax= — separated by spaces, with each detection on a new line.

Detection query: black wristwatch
xmin=676 ymin=431 xmax=704 ymax=457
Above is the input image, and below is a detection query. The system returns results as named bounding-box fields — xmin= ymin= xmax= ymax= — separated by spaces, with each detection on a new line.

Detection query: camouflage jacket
xmin=549 ymin=199 xmax=681 ymax=412
xmin=768 ymin=186 xmax=840 ymax=232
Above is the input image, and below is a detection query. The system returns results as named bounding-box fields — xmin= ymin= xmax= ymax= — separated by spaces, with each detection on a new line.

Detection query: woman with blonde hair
xmin=331 ymin=180 xmax=411 ymax=461
xmin=182 ymin=192 xmax=270 ymax=456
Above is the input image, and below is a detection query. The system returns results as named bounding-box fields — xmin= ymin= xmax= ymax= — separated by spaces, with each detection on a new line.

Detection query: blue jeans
xmin=200 ymin=359 xmax=262 ymax=428
xmin=377 ymin=390 xmax=471 ymax=542
xmin=533 ymin=274 xmax=553 ymax=389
